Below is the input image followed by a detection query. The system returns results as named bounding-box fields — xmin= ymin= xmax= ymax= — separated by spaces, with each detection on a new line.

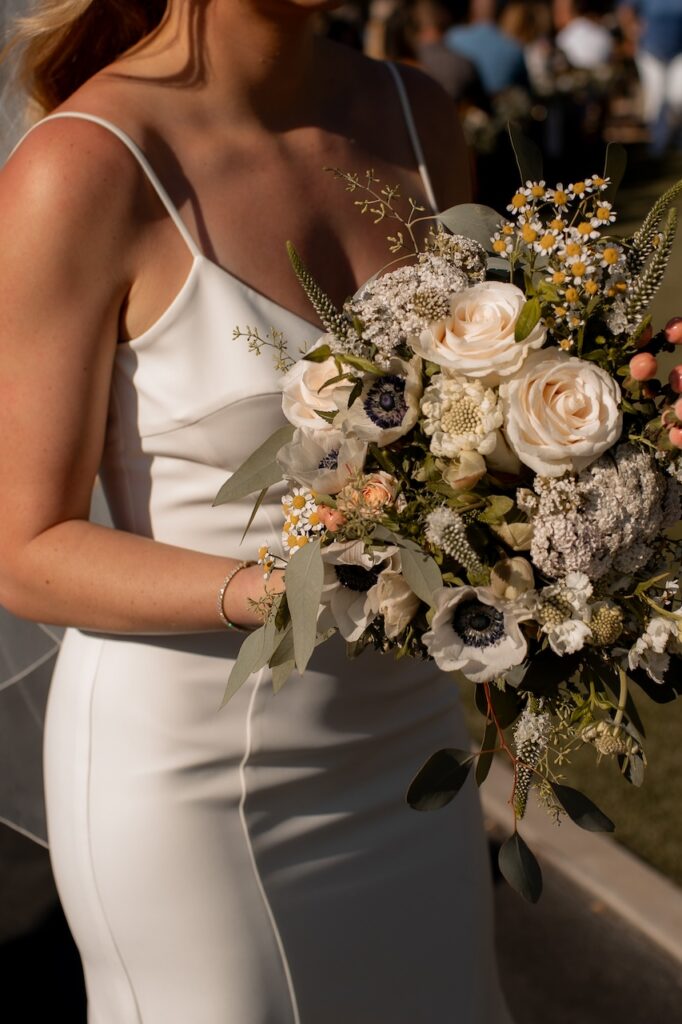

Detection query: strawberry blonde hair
xmin=3 ymin=0 xmax=168 ymax=113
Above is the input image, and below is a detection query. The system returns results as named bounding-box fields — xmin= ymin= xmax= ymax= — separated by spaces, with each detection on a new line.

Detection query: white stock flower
xmin=280 ymin=341 xmax=353 ymax=430
xmin=410 ymin=282 xmax=546 ymax=386
xmin=535 ymin=573 xmax=593 ymax=655
xmin=320 ymin=540 xmax=397 ymax=642
xmin=422 ymin=585 xmax=531 ymax=682
xmin=628 ymin=614 xmax=681 ymax=683
xmin=339 ymin=356 xmax=422 ymax=446
xmin=500 ymin=349 xmax=622 ymax=477
xmin=367 ymin=569 xmax=420 ymax=639
xmin=277 ymin=428 xmax=367 ymax=494
xmin=420 ymin=374 xmax=503 ymax=457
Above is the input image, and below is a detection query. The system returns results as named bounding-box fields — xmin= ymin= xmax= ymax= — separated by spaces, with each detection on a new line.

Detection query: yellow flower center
xmin=530 ymin=184 xmax=545 ymax=197
xmin=577 ymin=221 xmax=593 ymax=236
xmin=553 ymin=190 xmax=568 ymax=206
xmin=565 ymin=242 xmax=582 ymax=257
xmin=584 ymin=280 xmax=599 ymax=295
xmin=440 ymin=397 xmax=483 ymax=436
xmin=571 ymin=261 xmax=588 ymax=278
xmin=521 ymin=223 xmax=538 ymax=243
xmin=493 ymin=239 xmax=508 ymax=254
xmin=602 ymin=246 xmax=619 ymax=265
xmin=596 ymin=206 xmax=612 ymax=220
xmin=292 ymin=494 xmax=307 ymax=509
xmin=502 ymin=223 xmax=515 ymax=235
xmin=539 ymin=232 xmax=556 ymax=250
xmin=572 ymin=181 xmax=587 ymax=195
xmin=565 ymin=287 xmax=579 ymax=303
xmin=511 ymin=193 xmax=526 ymax=209
xmin=552 ymin=271 xmax=566 ymax=284
xmin=549 ymin=218 xmax=566 ymax=230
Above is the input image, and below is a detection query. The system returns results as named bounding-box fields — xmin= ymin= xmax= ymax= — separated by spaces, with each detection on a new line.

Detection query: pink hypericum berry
xmin=674 ymin=397 xmax=682 ymax=420
xmin=669 ymin=426 xmax=682 ymax=448
xmin=629 ymin=353 xmax=658 ymax=381
xmin=670 ymin=366 xmax=682 ymax=393
xmin=665 ymin=317 xmax=682 ymax=344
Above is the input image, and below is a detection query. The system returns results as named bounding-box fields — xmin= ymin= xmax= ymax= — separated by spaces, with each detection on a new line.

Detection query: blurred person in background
xmin=619 ymin=0 xmax=682 ymax=155
xmin=555 ymin=0 xmax=615 ymax=70
xmin=382 ymin=0 xmax=490 ymax=108
xmin=444 ymin=0 xmax=531 ymax=95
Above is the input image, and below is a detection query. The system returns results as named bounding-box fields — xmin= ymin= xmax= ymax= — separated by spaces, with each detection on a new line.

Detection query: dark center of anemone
xmin=318 ymin=448 xmax=339 ymax=470
xmin=363 ymin=375 xmax=408 ymax=429
xmin=335 ymin=564 xmax=381 ymax=592
xmin=452 ymin=599 xmax=506 ymax=648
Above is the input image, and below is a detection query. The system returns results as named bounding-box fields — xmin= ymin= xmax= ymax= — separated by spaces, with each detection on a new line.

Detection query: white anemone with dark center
xmin=339 ymin=356 xmax=423 ymax=446
xmin=320 ymin=540 xmax=399 ymax=642
xmin=276 ymin=428 xmax=367 ymax=495
xmin=423 ymin=585 xmax=531 ymax=682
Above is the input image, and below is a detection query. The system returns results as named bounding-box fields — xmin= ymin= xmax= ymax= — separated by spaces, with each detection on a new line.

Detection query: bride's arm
xmin=0 ymin=123 xmax=277 ymax=634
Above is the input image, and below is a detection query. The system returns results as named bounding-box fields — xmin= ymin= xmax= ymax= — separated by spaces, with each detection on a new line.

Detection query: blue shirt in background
xmin=621 ymin=0 xmax=682 ymax=62
xmin=444 ymin=23 xmax=528 ymax=96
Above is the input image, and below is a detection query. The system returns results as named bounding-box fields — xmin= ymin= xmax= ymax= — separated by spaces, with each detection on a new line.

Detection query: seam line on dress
xmin=85 ymin=639 xmax=144 ymax=1023
xmin=238 ymin=668 xmax=302 ymax=1024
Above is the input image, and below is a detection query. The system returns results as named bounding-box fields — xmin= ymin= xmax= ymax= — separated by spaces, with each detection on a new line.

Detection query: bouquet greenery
xmin=216 ymin=130 xmax=682 ymax=901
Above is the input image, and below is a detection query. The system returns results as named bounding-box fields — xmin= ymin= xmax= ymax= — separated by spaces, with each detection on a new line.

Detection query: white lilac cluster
xmin=420 ymin=375 xmax=503 ymax=458
xmin=628 ymin=614 xmax=682 ymax=684
xmin=518 ymin=444 xmax=682 ymax=583
xmin=344 ymin=252 xmax=478 ymax=367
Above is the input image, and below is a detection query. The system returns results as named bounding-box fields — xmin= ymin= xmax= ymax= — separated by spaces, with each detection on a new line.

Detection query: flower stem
xmin=614 ymin=667 xmax=628 ymax=727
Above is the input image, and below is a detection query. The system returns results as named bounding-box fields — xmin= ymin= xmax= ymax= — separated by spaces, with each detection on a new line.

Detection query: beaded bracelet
xmin=217 ymin=560 xmax=256 ymax=631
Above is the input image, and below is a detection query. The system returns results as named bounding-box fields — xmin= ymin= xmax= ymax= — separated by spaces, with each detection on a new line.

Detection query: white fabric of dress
xmin=14 ymin=70 xmax=514 ymax=1023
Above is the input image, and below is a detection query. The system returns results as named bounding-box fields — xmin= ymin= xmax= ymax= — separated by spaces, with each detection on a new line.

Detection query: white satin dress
xmin=24 ymin=73 xmax=513 ymax=1024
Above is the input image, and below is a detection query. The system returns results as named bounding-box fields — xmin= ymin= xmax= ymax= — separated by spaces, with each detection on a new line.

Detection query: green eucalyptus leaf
xmin=271 ymin=659 xmax=296 ymax=693
xmin=603 ymin=142 xmax=628 ymax=205
xmin=213 ymin=425 xmax=293 ymax=505
xmin=407 ymin=748 xmax=473 ymax=811
xmin=397 ymin=546 xmax=442 ymax=607
xmin=514 ymin=297 xmax=542 ymax=343
xmin=618 ymin=750 xmax=646 ymax=787
xmin=508 ymin=123 xmax=543 ymax=184
xmin=476 ymin=721 xmax=497 ymax=786
xmin=475 ymin=682 xmax=524 ymax=729
xmin=498 ymin=832 xmax=543 ymax=903
xmin=340 ymin=353 xmax=386 ymax=375
xmin=285 ymin=539 xmax=324 ymax=673
xmin=303 ymin=344 xmax=332 ymax=363
xmin=479 ymin=494 xmax=515 ymax=525
xmin=550 ymin=784 xmax=615 ymax=833
xmin=437 ymin=203 xmax=504 ymax=251
xmin=221 ymin=617 xmax=280 ymax=707
xmin=240 ymin=487 xmax=269 ymax=544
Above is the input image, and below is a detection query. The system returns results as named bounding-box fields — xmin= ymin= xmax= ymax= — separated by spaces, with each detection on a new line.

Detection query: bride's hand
xmin=223 ymin=565 xmax=286 ymax=631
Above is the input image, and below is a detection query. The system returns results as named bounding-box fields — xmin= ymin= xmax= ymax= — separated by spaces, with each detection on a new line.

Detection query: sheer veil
xmin=0 ymin=1 xmax=112 ymax=845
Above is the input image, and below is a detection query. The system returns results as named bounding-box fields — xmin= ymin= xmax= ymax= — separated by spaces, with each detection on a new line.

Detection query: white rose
xmin=281 ymin=339 xmax=352 ymax=430
xmin=410 ymin=282 xmax=546 ymax=386
xmin=500 ymin=349 xmax=622 ymax=477
xmin=367 ymin=570 xmax=420 ymax=639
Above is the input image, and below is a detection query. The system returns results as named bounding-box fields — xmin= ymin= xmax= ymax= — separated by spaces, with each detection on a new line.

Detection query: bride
xmin=0 ymin=1 xmax=513 ymax=1020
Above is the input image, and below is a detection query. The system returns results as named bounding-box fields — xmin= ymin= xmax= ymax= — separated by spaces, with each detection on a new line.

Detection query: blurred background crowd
xmin=318 ymin=0 xmax=682 ymax=207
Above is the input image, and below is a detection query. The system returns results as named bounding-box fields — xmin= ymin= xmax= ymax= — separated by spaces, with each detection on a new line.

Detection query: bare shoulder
xmin=0 ymin=111 xmax=143 ymax=283
xmin=386 ymin=62 xmax=473 ymax=209
xmin=321 ymin=43 xmax=472 ymax=209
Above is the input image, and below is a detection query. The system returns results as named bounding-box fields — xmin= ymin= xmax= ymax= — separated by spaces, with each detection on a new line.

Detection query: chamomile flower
xmin=547 ymin=183 xmax=570 ymax=209
xmin=599 ymin=244 xmax=624 ymax=270
xmin=575 ymin=220 xmax=601 ymax=241
xmin=523 ymin=179 xmax=547 ymax=200
xmin=589 ymin=174 xmax=610 ymax=192
xmin=257 ymin=544 xmax=277 ymax=580
xmin=491 ymin=231 xmax=514 ymax=256
xmin=533 ymin=229 xmax=561 ymax=255
xmin=566 ymin=257 xmax=596 ymax=284
xmin=591 ymin=201 xmax=616 ymax=227
xmin=569 ymin=179 xmax=592 ymax=198
xmin=507 ymin=191 xmax=530 ymax=216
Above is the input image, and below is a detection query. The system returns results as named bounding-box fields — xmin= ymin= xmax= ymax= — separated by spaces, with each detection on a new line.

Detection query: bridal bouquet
xmin=216 ymin=131 xmax=682 ymax=901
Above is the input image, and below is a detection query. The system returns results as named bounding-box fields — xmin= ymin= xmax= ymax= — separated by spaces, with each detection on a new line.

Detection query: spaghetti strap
xmin=385 ymin=62 xmax=439 ymax=215
xmin=8 ymin=112 xmax=201 ymax=259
